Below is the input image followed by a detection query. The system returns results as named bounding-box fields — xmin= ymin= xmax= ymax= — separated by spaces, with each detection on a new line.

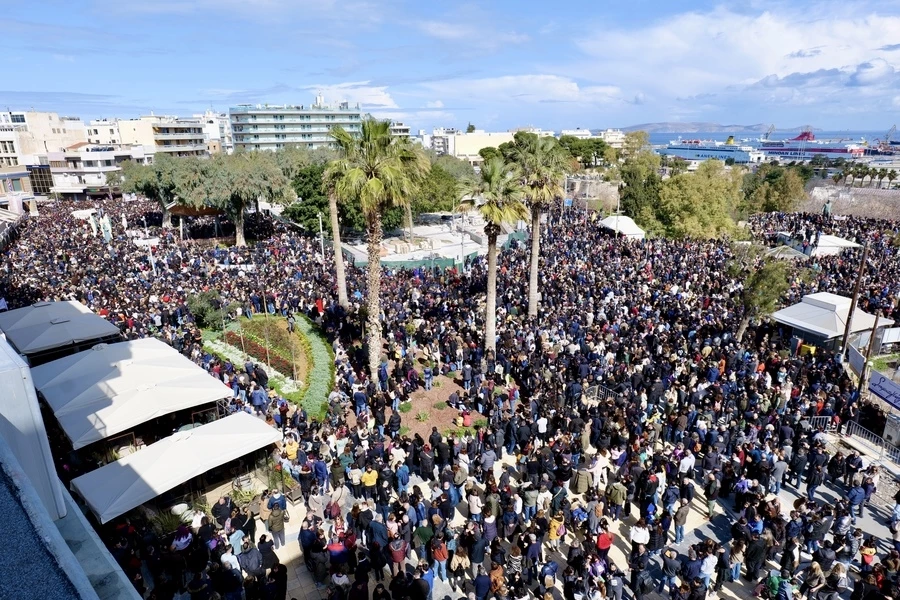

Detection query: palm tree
xmin=328 ymin=119 xmax=429 ymax=381
xmin=507 ymin=133 xmax=566 ymax=317
xmin=323 ymin=130 xmax=357 ymax=309
xmin=878 ymin=168 xmax=889 ymax=189
xmin=459 ymin=158 xmax=528 ymax=354
xmin=888 ymin=169 xmax=898 ymax=189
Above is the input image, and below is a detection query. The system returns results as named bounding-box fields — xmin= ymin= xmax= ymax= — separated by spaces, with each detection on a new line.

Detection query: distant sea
xmin=648 ymin=131 xmax=881 ymax=146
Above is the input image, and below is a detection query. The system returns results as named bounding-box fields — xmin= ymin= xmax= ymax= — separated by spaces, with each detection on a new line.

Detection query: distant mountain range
xmin=620 ymin=122 xmax=818 ymax=133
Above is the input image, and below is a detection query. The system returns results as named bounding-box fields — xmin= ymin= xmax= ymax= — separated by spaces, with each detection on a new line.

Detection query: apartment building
xmin=194 ymin=110 xmax=233 ymax=154
xmin=0 ymin=111 xmax=88 ymax=165
xmin=229 ymin=95 xmax=362 ymax=152
xmin=117 ymin=115 xmax=208 ymax=157
xmin=390 ymin=122 xmax=411 ymax=138
xmin=48 ymin=144 xmax=154 ymax=200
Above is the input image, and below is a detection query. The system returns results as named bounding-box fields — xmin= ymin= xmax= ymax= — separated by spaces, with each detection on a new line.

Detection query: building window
xmin=11 ymin=178 xmax=22 ymax=192
xmin=27 ymin=165 xmax=52 ymax=194
xmin=11 ymin=114 xmax=25 ymax=123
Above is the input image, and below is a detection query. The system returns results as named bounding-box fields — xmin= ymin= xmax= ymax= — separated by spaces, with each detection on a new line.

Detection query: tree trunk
xmin=366 ymin=216 xmax=384 ymax=383
xmin=527 ymin=207 xmax=541 ymax=317
xmin=485 ymin=228 xmax=499 ymax=354
xmin=162 ymin=206 xmax=173 ymax=228
xmin=405 ymin=203 xmax=414 ymax=242
xmin=234 ymin=209 xmax=246 ymax=247
xmin=329 ymin=192 xmax=349 ymax=308
xmin=736 ymin=314 xmax=751 ymax=343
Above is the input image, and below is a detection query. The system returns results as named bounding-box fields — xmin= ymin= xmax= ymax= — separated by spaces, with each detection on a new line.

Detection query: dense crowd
xmin=3 ymin=198 xmax=900 ymax=600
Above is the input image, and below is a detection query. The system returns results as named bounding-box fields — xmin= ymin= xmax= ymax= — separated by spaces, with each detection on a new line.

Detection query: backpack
xmin=325 ymin=501 xmax=341 ymax=519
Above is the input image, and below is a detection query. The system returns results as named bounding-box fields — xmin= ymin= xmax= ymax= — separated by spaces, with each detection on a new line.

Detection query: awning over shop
xmin=771 ymin=292 xmax=893 ymax=340
xmin=70 ymin=412 xmax=280 ymax=523
xmin=30 ymin=338 xmax=232 ymax=449
xmin=0 ymin=301 xmax=121 ymax=355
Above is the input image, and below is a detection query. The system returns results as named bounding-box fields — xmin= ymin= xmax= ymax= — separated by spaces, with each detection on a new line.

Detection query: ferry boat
xmin=657 ymin=136 xmax=763 ymax=164
xmin=758 ymin=131 xmax=864 ymax=161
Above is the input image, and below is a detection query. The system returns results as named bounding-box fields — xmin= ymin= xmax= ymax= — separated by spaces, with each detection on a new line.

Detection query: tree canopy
xmin=741 ymin=164 xmax=808 ymax=214
xmin=557 ymin=135 xmax=610 ymax=168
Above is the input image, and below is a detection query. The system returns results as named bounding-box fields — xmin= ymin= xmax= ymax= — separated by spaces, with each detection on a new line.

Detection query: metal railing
xmin=583 ymin=383 xmax=623 ymax=406
xmin=806 ymin=416 xmax=834 ymax=431
xmin=843 ymin=420 xmax=900 ymax=465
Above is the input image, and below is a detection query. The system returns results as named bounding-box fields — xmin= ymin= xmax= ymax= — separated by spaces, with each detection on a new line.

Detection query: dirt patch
xmin=396 ymin=372 xmax=497 ymax=440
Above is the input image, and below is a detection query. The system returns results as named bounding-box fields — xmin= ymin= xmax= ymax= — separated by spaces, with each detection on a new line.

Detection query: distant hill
xmin=620 ymin=122 xmax=778 ymax=133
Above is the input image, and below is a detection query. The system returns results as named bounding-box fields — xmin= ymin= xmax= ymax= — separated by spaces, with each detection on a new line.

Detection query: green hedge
xmin=294 ymin=314 xmax=334 ymax=419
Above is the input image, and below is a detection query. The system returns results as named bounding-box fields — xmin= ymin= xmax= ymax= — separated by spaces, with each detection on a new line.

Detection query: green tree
xmin=728 ymin=244 xmax=792 ymax=342
xmin=622 ymin=131 xmax=650 ymax=156
xmin=478 ymin=147 xmax=502 ymax=163
xmin=415 ymin=165 xmax=460 ymax=214
xmin=177 ymin=152 xmax=292 ymax=246
xmin=619 ymin=151 xmax=663 ymax=230
xmin=459 ymin=158 xmax=529 ymax=353
xmin=328 ymin=118 xmax=430 ymax=380
xmin=558 ymin=136 xmax=610 ymax=168
xmin=282 ymin=163 xmax=328 ymax=231
xmin=888 ymin=169 xmax=898 ymax=189
xmin=466 ymin=123 xmax=476 ymax=133
xmin=120 ymin=153 xmax=181 ymax=228
xmin=652 ymin=160 xmax=741 ymax=238
xmin=506 ymin=132 xmax=567 ymax=317
xmin=432 ymin=154 xmax=476 ymax=181
xmin=741 ymin=164 xmax=806 ymax=214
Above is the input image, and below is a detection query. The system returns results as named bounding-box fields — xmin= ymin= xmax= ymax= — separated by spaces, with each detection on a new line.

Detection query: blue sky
xmin=3 ymin=0 xmax=900 ymax=131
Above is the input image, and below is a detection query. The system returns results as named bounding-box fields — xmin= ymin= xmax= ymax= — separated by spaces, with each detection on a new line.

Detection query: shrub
xmin=398 ymin=403 xmax=413 ymax=413
xmin=416 ymin=411 xmax=429 ymax=422
xmin=432 ymin=401 xmax=447 ymax=411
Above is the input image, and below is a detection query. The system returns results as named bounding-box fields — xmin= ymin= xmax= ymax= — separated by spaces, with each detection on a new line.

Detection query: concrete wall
xmin=0 ymin=338 xmax=66 ymax=519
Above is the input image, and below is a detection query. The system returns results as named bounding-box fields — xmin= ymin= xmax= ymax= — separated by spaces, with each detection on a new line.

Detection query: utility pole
xmin=841 ymin=240 xmax=869 ymax=357
xmin=860 ymin=311 xmax=880 ymax=401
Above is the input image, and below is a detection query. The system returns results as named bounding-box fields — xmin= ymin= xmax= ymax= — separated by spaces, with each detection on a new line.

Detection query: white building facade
xmin=229 ymin=96 xmax=362 ymax=152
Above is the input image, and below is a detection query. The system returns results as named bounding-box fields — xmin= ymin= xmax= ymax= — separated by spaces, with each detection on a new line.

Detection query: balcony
xmin=155 ymin=143 xmax=208 ymax=154
xmin=153 ymin=132 xmax=204 ymax=140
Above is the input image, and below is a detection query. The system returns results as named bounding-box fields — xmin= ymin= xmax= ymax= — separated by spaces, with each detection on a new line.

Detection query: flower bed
xmin=204 ymin=338 xmax=300 ymax=395
xmin=210 ymin=315 xmax=333 ymax=418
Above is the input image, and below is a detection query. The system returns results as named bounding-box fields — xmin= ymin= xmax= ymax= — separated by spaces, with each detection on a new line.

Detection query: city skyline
xmin=3 ymin=0 xmax=900 ymax=131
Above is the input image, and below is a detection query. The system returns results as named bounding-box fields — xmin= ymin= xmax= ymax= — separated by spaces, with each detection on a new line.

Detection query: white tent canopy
xmin=70 ymin=412 xmax=280 ymax=523
xmin=771 ymin=292 xmax=893 ymax=340
xmin=30 ymin=338 xmax=232 ymax=449
xmin=0 ymin=301 xmax=121 ymax=355
xmin=809 ymin=234 xmax=861 ymax=257
xmin=599 ymin=215 xmax=645 ymax=240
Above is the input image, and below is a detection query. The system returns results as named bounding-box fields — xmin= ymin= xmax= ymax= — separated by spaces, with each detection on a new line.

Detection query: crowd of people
xmin=2 ymin=197 xmax=900 ymax=600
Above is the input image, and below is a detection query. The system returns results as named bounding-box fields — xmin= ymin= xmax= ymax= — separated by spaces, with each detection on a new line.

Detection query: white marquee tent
xmin=808 ymin=235 xmax=861 ymax=257
xmin=0 ymin=301 xmax=121 ymax=355
xmin=30 ymin=338 xmax=232 ymax=450
xmin=599 ymin=215 xmax=645 ymax=240
xmin=70 ymin=412 xmax=280 ymax=523
xmin=771 ymin=292 xmax=893 ymax=341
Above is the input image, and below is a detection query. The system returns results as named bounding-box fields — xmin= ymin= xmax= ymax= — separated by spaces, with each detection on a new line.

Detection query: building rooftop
xmin=0 ymin=469 xmax=82 ymax=599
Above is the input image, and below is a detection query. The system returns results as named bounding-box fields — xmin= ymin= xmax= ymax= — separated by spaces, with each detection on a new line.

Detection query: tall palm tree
xmin=888 ymin=169 xmax=898 ymax=189
xmin=324 ymin=129 xmax=357 ymax=309
xmin=328 ymin=119 xmax=429 ymax=381
xmin=459 ymin=158 xmax=528 ymax=354
xmin=878 ymin=168 xmax=889 ymax=189
xmin=508 ymin=134 xmax=566 ymax=317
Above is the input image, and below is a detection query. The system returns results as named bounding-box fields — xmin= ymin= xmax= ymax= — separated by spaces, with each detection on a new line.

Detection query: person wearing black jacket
xmin=714 ymin=544 xmax=731 ymax=591
xmin=628 ymin=544 xmax=650 ymax=600
xmin=744 ymin=532 xmax=767 ymax=581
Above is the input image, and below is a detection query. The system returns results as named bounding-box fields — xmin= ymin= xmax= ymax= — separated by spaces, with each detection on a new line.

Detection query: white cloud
xmin=426 ymin=100 xmax=444 ymax=108
xmin=420 ymin=75 xmax=621 ymax=105
xmin=567 ymin=5 xmax=900 ymax=121
xmin=300 ymin=81 xmax=399 ymax=109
